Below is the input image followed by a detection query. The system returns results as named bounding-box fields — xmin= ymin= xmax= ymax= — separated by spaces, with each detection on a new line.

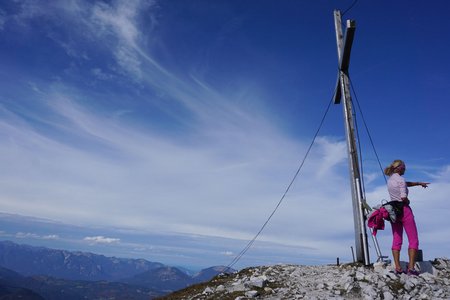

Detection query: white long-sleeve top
xmin=387 ymin=173 xmax=408 ymax=202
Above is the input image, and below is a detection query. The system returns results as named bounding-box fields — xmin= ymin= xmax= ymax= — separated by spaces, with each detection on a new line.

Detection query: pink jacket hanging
xmin=368 ymin=207 xmax=389 ymax=236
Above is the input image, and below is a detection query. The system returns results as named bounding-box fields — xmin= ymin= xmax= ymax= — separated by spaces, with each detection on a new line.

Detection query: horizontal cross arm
xmin=340 ymin=20 xmax=356 ymax=71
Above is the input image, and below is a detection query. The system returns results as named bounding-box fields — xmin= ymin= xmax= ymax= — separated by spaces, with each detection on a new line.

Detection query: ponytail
xmin=384 ymin=159 xmax=405 ymax=176
xmin=384 ymin=166 xmax=393 ymax=176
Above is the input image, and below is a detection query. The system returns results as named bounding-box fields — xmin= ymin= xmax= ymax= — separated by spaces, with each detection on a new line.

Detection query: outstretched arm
xmin=406 ymin=182 xmax=430 ymax=188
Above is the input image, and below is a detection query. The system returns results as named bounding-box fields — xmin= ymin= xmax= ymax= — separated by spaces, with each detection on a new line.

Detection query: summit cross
xmin=333 ymin=10 xmax=370 ymax=265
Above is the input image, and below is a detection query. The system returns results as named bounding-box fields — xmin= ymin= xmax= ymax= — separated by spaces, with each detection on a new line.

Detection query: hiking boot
xmin=407 ymin=268 xmax=419 ymax=276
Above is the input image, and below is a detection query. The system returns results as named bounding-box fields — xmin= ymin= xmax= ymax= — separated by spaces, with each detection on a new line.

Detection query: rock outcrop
xmin=161 ymin=258 xmax=450 ymax=299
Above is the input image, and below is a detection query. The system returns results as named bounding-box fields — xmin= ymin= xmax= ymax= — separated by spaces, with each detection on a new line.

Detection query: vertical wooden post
xmin=333 ymin=10 xmax=370 ymax=265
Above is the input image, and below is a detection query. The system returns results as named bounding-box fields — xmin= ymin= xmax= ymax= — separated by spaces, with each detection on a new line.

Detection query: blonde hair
xmin=384 ymin=159 xmax=405 ymax=176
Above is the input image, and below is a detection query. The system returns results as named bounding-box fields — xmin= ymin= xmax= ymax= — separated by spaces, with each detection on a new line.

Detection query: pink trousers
xmin=390 ymin=205 xmax=419 ymax=251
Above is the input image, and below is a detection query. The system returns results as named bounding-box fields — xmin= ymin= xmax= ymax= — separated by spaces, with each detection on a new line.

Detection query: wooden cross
xmin=333 ymin=10 xmax=370 ymax=265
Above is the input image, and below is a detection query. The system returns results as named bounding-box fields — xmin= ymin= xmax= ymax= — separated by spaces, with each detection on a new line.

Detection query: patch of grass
xmin=386 ymin=279 xmax=404 ymax=295
xmin=155 ymin=275 xmax=231 ymax=300
xmin=156 ymin=266 xmax=285 ymax=300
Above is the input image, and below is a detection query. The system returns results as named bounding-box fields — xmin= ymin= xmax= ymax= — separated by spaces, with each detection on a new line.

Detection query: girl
xmin=384 ymin=160 xmax=429 ymax=275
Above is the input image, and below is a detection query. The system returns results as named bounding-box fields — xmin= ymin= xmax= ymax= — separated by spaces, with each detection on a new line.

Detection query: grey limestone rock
xmin=170 ymin=258 xmax=450 ymax=299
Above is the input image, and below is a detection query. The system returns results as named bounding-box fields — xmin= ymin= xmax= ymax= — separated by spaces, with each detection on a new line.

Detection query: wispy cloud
xmin=89 ymin=0 xmax=158 ymax=79
xmin=16 ymin=232 xmax=40 ymax=239
xmin=13 ymin=231 xmax=59 ymax=240
xmin=91 ymin=68 xmax=114 ymax=80
xmin=84 ymin=236 xmax=121 ymax=244
xmin=43 ymin=235 xmax=60 ymax=240
xmin=0 ymin=83 xmax=355 ymax=250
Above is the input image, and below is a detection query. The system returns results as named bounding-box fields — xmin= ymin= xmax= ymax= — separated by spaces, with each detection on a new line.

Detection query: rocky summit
xmin=161 ymin=258 xmax=450 ymax=299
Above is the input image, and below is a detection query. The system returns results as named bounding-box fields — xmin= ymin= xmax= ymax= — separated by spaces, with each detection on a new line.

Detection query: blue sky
xmin=0 ymin=0 xmax=449 ymax=270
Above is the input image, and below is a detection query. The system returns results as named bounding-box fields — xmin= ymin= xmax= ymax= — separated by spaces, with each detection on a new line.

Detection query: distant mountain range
xmin=0 ymin=240 xmax=165 ymax=281
xmin=0 ymin=266 xmax=160 ymax=300
xmin=0 ymin=240 xmax=234 ymax=299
